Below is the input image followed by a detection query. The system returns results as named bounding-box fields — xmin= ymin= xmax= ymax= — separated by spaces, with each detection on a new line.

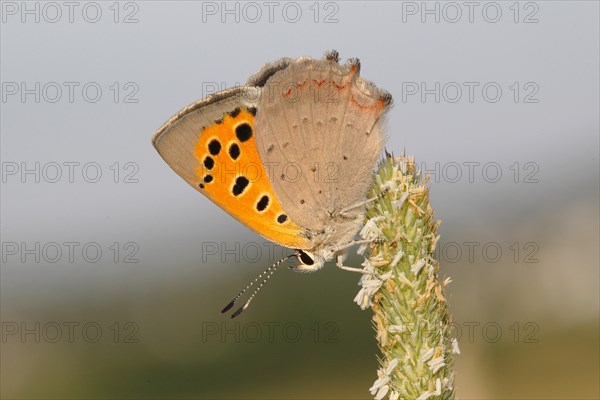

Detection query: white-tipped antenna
xmin=221 ymin=254 xmax=294 ymax=318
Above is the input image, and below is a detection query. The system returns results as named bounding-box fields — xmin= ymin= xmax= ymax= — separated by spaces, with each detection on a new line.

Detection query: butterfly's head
xmin=293 ymin=249 xmax=327 ymax=273
xmin=293 ymin=243 xmax=340 ymax=273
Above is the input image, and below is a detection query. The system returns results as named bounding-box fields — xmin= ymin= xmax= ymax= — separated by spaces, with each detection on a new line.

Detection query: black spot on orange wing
xmin=256 ymin=195 xmax=269 ymax=212
xmin=235 ymin=123 xmax=253 ymax=142
xmin=208 ymin=139 xmax=221 ymax=155
xmin=229 ymin=107 xmax=241 ymax=118
xmin=232 ymin=176 xmax=249 ymax=196
xmin=229 ymin=143 xmax=240 ymax=160
xmin=204 ymin=156 xmax=214 ymax=170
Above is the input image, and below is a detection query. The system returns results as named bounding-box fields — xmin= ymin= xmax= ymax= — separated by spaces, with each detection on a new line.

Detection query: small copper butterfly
xmin=153 ymin=50 xmax=392 ymax=317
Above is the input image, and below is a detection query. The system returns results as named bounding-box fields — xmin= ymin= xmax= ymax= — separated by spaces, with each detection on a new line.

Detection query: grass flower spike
xmin=357 ymin=154 xmax=458 ymax=399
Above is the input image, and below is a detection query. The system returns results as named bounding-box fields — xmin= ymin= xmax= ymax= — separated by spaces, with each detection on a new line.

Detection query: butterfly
xmin=153 ymin=50 xmax=392 ymax=317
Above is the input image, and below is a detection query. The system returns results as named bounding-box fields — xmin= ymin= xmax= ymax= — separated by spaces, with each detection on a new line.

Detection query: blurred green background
xmin=2 ymin=190 xmax=598 ymax=399
xmin=1 ymin=1 xmax=598 ymax=399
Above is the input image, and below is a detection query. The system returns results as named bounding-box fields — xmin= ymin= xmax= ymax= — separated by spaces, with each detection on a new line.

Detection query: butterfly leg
xmin=335 ymin=252 xmax=383 ymax=278
xmin=335 ymin=252 xmax=365 ymax=273
xmin=334 ymin=238 xmax=386 ymax=276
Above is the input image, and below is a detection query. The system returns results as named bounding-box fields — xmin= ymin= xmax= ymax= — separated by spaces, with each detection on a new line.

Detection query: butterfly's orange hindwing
xmin=194 ymin=107 xmax=310 ymax=249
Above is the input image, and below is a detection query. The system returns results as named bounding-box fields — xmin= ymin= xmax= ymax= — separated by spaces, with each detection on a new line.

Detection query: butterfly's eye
xmin=297 ymin=250 xmax=315 ymax=266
